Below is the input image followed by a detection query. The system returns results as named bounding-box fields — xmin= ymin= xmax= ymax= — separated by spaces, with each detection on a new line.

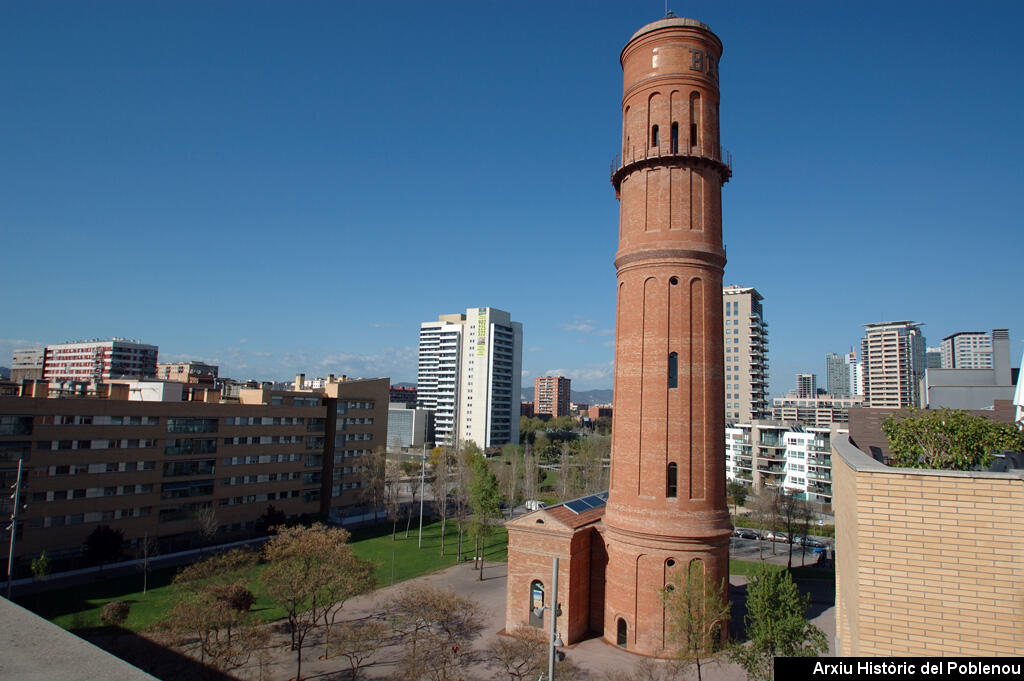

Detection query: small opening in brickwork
xmin=535 ymin=519 xmax=544 ymax=524
xmin=617 ymin=618 xmax=627 ymax=647
xmin=666 ymin=558 xmax=675 ymax=567
xmin=670 ymin=276 xmax=678 ymax=285
xmin=530 ymin=580 xmax=545 ymax=627
xmin=651 ymin=125 xmax=659 ymax=148
xmin=671 ymin=122 xmax=679 ymax=153
xmin=667 ymin=463 xmax=677 ymax=497
xmin=690 ymin=123 xmax=698 ymax=147
xmin=665 ymin=584 xmax=674 ymax=592
xmin=668 ymin=352 xmax=678 ymax=389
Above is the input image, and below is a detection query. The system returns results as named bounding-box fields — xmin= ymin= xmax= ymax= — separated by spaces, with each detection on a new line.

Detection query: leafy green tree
xmin=727 ymin=481 xmax=749 ymax=515
xmin=660 ymin=561 xmax=731 ymax=681
xmin=468 ymin=453 xmax=501 ymax=580
xmin=882 ymin=408 xmax=1024 ymax=470
xmin=30 ymin=551 xmax=51 ymax=581
xmin=730 ymin=565 xmax=827 ymax=681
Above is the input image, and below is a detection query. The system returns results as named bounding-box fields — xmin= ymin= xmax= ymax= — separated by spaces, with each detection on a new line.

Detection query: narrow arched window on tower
xmin=667 ymin=462 xmax=678 ymax=497
xmin=651 ymin=125 xmax=659 ymax=148
xmin=671 ymin=122 xmax=679 ymax=153
xmin=617 ymin=618 xmax=628 ymax=647
xmin=668 ymin=352 xmax=678 ymax=389
xmin=690 ymin=91 xmax=701 ymax=148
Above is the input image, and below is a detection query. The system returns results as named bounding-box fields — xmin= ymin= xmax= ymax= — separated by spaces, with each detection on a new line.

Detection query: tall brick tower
xmin=603 ymin=14 xmax=733 ymax=656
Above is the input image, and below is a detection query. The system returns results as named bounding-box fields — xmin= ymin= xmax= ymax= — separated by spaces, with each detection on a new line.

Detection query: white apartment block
xmin=416 ymin=307 xmax=522 ymax=449
xmin=43 ymin=338 xmax=158 ymax=383
xmin=723 ymin=285 xmax=769 ymax=422
xmin=860 ymin=321 xmax=926 ymax=408
xmin=725 ymin=421 xmax=835 ymax=508
xmin=940 ymin=331 xmax=993 ymax=369
xmin=416 ymin=315 xmax=464 ymax=444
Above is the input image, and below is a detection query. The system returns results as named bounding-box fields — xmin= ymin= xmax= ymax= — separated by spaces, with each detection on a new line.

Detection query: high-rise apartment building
xmin=43 ymin=339 xmax=158 ymax=383
xmin=826 ymin=351 xmax=855 ymax=397
xmin=795 ymin=373 xmax=816 ymax=398
xmin=860 ymin=321 xmax=926 ymax=408
xmin=723 ymin=285 xmax=769 ymax=421
xmin=534 ymin=376 xmax=571 ymax=418
xmin=416 ymin=307 xmax=522 ymax=448
xmin=925 ymin=347 xmax=943 ymax=369
xmin=940 ymin=331 xmax=994 ymax=369
xmin=416 ymin=315 xmax=465 ymax=444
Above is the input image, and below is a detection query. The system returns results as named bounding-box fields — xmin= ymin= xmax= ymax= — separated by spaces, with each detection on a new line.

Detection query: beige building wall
xmin=833 ymin=433 xmax=1024 ymax=655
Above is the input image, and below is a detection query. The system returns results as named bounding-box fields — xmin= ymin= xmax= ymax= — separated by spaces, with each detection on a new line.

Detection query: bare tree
xmin=660 ymin=561 xmax=731 ymax=681
xmin=390 ymin=584 xmax=484 ymax=681
xmin=451 ymin=442 xmax=480 ymax=561
xmin=333 ymin=619 xmax=389 ymax=681
xmin=490 ymin=626 xmax=547 ymax=681
xmin=776 ymin=490 xmax=814 ymax=570
xmin=260 ymin=524 xmax=376 ymax=681
xmin=360 ymin=447 xmax=389 ymax=522
xmin=196 ymin=505 xmax=219 ymax=544
xmin=136 ymin=532 xmax=158 ymax=594
xmin=430 ymin=445 xmax=453 ymax=556
xmin=521 ymin=443 xmax=540 ymax=503
xmin=748 ymin=488 xmax=779 ymax=559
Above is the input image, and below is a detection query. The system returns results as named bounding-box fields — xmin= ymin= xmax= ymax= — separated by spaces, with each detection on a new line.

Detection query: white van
xmin=525 ymin=500 xmax=546 ymax=511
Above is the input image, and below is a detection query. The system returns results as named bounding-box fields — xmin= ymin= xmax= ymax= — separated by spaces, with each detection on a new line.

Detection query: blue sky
xmin=2 ymin=1 xmax=1021 ymax=394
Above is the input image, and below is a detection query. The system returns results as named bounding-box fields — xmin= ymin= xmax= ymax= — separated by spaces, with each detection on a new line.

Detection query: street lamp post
xmin=531 ymin=556 xmax=563 ymax=681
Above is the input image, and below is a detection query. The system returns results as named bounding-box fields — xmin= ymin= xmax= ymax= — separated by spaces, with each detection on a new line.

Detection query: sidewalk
xmin=233 ymin=552 xmax=835 ymax=681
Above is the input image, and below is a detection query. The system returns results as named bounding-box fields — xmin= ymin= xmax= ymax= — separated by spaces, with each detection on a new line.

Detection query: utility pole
xmin=417 ymin=443 xmax=426 ymax=548
xmin=6 ymin=458 xmax=25 ymax=599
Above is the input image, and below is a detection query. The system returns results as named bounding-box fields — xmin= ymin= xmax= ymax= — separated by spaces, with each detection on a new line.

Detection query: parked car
xmin=733 ymin=528 xmax=760 ymax=540
xmin=767 ymin=531 xmax=790 ymax=543
xmin=802 ymin=538 xmax=826 ymax=549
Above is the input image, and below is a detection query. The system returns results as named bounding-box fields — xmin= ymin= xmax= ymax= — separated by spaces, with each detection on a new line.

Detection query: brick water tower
xmin=603 ymin=14 xmax=733 ymax=655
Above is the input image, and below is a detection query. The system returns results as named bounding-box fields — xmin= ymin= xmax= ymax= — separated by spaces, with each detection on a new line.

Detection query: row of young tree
xmin=359 ymin=434 xmax=609 ymax=562
xmin=727 ymin=484 xmax=827 ymax=570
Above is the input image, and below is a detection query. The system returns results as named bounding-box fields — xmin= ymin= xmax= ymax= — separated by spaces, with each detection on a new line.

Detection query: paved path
xmin=233 ymin=549 xmax=835 ymax=681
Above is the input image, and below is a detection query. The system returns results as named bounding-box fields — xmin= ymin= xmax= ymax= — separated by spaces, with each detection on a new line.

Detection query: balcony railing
xmin=611 ymin=144 xmax=733 ymax=189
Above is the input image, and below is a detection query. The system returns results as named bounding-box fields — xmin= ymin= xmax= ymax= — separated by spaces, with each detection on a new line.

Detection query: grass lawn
xmin=23 ymin=519 xmax=508 ymax=633
xmin=729 ymin=558 xmax=835 ymax=581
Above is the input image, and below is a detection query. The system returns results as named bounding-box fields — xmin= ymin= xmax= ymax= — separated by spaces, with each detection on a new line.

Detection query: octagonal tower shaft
xmin=602 ymin=17 xmax=732 ymax=657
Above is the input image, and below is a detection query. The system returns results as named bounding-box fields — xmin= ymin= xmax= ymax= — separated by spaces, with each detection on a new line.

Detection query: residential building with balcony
xmin=0 ymin=375 xmax=388 ymax=576
xmin=770 ymin=394 xmax=865 ymax=427
xmin=725 ymin=421 xmax=835 ymax=510
xmin=534 ymin=376 xmax=571 ymax=419
xmin=157 ymin=361 xmax=218 ymax=387
xmin=416 ymin=307 xmax=522 ymax=448
xmin=723 ymin=285 xmax=769 ymax=421
xmin=860 ymin=321 xmax=926 ymax=408
xmin=940 ymin=330 xmax=994 ymax=369
xmin=43 ymin=339 xmax=158 ymax=383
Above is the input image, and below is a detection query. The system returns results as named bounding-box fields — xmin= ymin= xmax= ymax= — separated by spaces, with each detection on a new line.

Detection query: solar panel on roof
xmin=562 ymin=491 xmax=610 ymax=514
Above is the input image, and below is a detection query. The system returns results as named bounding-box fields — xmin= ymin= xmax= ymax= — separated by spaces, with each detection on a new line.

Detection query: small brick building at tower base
xmin=504 ymin=498 xmax=607 ymax=645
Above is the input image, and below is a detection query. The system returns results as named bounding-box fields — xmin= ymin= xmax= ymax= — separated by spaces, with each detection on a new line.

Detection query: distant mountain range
xmin=521 ymin=387 xmax=612 ymax=405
